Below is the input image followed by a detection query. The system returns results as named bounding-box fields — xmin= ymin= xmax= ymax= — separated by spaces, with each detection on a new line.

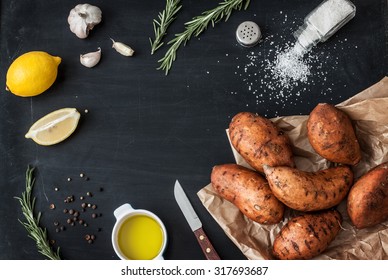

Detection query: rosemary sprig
xmin=14 ymin=166 xmax=61 ymax=260
xmin=158 ymin=0 xmax=250 ymax=75
xmin=150 ymin=0 xmax=182 ymax=55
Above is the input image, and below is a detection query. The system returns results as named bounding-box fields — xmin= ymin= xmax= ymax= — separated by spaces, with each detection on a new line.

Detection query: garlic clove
xmin=110 ymin=38 xmax=134 ymax=57
xmin=80 ymin=48 xmax=101 ymax=68
xmin=68 ymin=4 xmax=102 ymax=39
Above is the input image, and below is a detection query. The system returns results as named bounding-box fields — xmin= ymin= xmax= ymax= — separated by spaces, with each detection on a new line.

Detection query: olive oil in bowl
xmin=117 ymin=215 xmax=164 ymax=260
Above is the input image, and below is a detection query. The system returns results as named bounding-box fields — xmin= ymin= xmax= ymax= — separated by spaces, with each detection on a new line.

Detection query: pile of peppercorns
xmin=49 ymin=173 xmax=103 ymax=245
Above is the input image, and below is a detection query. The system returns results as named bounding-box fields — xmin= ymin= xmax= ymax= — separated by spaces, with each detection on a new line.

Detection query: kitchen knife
xmin=174 ymin=180 xmax=221 ymax=260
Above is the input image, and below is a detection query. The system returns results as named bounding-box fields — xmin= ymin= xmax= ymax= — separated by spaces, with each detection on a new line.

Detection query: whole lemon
xmin=6 ymin=51 xmax=61 ymax=97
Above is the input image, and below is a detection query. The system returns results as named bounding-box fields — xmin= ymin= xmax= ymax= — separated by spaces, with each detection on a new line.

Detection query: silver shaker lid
xmin=236 ymin=21 xmax=261 ymax=47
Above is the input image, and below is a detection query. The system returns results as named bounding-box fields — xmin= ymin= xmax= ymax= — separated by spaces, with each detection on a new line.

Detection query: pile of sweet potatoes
xmin=210 ymin=104 xmax=388 ymax=260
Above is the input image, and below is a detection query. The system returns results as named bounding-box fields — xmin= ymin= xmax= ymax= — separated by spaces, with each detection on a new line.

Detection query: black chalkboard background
xmin=0 ymin=0 xmax=387 ymax=260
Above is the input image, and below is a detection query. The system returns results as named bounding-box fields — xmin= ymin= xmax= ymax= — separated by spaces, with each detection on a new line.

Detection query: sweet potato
xmin=272 ymin=210 xmax=342 ymax=260
xmin=263 ymin=165 xmax=353 ymax=212
xmin=347 ymin=162 xmax=388 ymax=229
xmin=211 ymin=163 xmax=284 ymax=224
xmin=307 ymin=103 xmax=361 ymax=165
xmin=229 ymin=112 xmax=294 ymax=173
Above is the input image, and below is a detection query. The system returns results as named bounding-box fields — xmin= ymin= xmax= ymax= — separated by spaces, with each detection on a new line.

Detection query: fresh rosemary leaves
xmin=15 ymin=166 xmax=61 ymax=260
xmin=156 ymin=0 xmax=251 ymax=75
xmin=150 ymin=0 xmax=182 ymax=55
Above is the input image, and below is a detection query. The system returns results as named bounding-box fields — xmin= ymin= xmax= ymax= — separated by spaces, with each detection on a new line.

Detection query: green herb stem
xmin=14 ymin=166 xmax=61 ymax=260
xmin=150 ymin=0 xmax=182 ymax=55
xmin=158 ymin=0 xmax=250 ymax=75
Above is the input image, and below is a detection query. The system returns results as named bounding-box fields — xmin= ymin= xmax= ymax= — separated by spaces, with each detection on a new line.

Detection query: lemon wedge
xmin=25 ymin=108 xmax=81 ymax=146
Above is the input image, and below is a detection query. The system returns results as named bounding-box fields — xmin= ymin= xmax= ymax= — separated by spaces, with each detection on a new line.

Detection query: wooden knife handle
xmin=193 ymin=227 xmax=221 ymax=260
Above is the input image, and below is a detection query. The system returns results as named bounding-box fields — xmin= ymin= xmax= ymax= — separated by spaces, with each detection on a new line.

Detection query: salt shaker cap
xmin=236 ymin=21 xmax=262 ymax=47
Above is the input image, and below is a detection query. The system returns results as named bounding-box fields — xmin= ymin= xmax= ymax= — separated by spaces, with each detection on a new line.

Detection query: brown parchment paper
xmin=198 ymin=77 xmax=388 ymax=260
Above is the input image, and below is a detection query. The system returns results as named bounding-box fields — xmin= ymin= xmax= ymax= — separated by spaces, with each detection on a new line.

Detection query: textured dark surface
xmin=0 ymin=0 xmax=387 ymax=259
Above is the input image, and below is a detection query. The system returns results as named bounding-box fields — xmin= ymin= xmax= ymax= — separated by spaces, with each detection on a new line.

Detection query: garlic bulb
xmin=110 ymin=38 xmax=135 ymax=56
xmin=68 ymin=4 xmax=102 ymax=39
xmin=80 ymin=47 xmax=101 ymax=68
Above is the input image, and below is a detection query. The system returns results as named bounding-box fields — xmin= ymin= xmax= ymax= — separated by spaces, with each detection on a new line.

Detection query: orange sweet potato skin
xmin=211 ymin=164 xmax=284 ymax=224
xmin=272 ymin=210 xmax=342 ymax=260
xmin=307 ymin=103 xmax=361 ymax=165
xmin=263 ymin=165 xmax=353 ymax=212
xmin=347 ymin=162 xmax=388 ymax=229
xmin=229 ymin=112 xmax=294 ymax=173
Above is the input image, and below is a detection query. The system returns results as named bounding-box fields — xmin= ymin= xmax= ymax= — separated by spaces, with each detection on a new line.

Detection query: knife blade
xmin=174 ymin=180 xmax=220 ymax=260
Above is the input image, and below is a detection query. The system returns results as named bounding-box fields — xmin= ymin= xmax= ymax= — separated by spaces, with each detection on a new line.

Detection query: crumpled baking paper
xmin=198 ymin=77 xmax=388 ymax=260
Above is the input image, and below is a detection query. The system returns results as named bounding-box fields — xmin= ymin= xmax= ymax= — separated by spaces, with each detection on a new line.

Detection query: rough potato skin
xmin=272 ymin=210 xmax=342 ymax=260
xmin=211 ymin=164 xmax=284 ymax=224
xmin=347 ymin=162 xmax=388 ymax=229
xmin=229 ymin=112 xmax=294 ymax=173
xmin=263 ymin=165 xmax=353 ymax=212
xmin=307 ymin=103 xmax=361 ymax=165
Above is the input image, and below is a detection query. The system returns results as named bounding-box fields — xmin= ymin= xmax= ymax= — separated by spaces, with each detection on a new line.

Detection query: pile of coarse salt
xmin=269 ymin=44 xmax=309 ymax=89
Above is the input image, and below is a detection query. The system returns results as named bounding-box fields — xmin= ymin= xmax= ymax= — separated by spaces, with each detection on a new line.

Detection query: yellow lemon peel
xmin=6 ymin=51 xmax=61 ymax=97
